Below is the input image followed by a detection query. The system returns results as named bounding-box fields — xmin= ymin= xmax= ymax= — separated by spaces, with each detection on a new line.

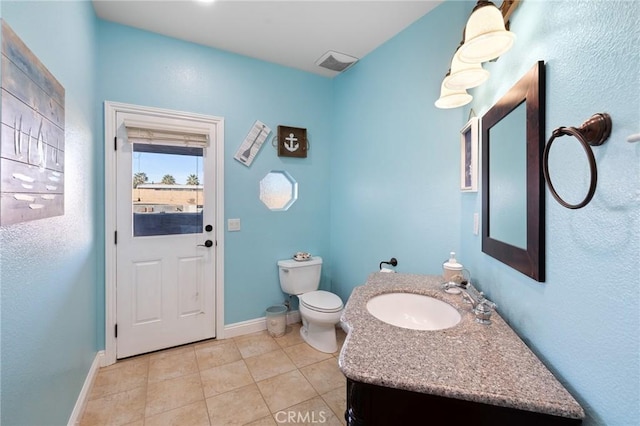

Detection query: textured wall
xmin=329 ymin=1 xmax=468 ymax=299
xmin=0 ymin=1 xmax=99 ymax=424
xmin=461 ymin=1 xmax=640 ymax=424
xmin=96 ymin=21 xmax=333 ymax=328
xmin=332 ymin=0 xmax=639 ymax=425
xmin=1 ymin=1 xmax=636 ymax=424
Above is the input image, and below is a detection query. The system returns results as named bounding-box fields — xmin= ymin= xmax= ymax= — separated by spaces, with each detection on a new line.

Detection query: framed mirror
xmin=481 ymin=61 xmax=545 ymax=282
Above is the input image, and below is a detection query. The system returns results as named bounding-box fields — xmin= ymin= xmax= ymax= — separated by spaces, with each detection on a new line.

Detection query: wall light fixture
xmin=444 ymin=51 xmax=490 ymax=90
xmin=435 ymin=77 xmax=473 ymax=109
xmin=435 ymin=0 xmax=520 ymax=109
xmin=458 ymin=1 xmax=516 ymax=64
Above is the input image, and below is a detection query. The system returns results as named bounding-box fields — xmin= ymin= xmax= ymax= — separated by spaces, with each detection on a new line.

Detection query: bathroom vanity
xmin=339 ymin=273 xmax=584 ymax=425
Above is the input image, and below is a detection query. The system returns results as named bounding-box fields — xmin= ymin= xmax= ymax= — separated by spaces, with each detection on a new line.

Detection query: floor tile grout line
xmin=195 ymin=357 xmax=214 ymax=426
xmin=273 ymin=392 xmax=345 ymax=422
xmin=144 ymin=346 xmax=208 ymax=421
xmin=253 ymin=376 xmax=277 ymax=422
xmin=143 ymin=352 xmax=150 ymax=423
xmin=280 ymin=343 xmax=298 ymax=367
xmin=83 ymin=326 xmax=346 ymax=426
xmin=235 ymin=335 xmax=327 ymax=419
xmin=318 ymin=389 xmax=347 ymax=423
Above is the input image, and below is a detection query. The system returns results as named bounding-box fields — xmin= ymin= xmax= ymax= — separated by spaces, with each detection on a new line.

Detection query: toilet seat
xmin=299 ymin=290 xmax=343 ymax=313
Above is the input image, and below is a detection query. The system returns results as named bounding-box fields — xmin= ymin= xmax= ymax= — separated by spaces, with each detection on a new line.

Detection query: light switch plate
xmin=473 ymin=213 xmax=479 ymax=235
xmin=228 ymin=218 xmax=241 ymax=231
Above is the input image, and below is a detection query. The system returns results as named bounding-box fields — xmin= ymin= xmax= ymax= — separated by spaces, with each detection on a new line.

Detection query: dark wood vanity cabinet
xmin=346 ymin=378 xmax=582 ymax=426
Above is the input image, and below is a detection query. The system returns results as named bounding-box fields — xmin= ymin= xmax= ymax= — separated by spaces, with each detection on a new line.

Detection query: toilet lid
xmin=299 ymin=290 xmax=343 ymax=313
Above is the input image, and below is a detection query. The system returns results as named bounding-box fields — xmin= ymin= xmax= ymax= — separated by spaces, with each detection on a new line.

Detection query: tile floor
xmin=80 ymin=323 xmax=348 ymax=426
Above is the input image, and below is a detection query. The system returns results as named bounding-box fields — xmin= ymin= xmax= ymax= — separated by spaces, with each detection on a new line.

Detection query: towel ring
xmin=542 ymin=113 xmax=612 ymax=209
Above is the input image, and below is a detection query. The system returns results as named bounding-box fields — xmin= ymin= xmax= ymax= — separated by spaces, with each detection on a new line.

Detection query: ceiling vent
xmin=315 ymin=51 xmax=359 ymax=73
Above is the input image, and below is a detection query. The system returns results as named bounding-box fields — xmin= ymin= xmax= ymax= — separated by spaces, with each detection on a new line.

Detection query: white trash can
xmin=266 ymin=305 xmax=287 ymax=337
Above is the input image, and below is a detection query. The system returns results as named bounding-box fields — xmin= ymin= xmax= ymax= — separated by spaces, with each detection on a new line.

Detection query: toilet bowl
xmin=298 ymin=290 xmax=343 ymax=353
xmin=277 ymin=257 xmax=344 ymax=353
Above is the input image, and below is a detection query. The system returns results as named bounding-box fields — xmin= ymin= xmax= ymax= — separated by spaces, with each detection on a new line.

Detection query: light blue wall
xmin=462 ymin=1 xmax=640 ymax=425
xmin=0 ymin=1 xmax=99 ymax=425
xmin=329 ymin=1 xmax=468 ymax=298
xmin=331 ymin=1 xmax=639 ymax=425
xmin=0 ymin=1 xmax=637 ymax=424
xmin=96 ymin=21 xmax=333 ymax=327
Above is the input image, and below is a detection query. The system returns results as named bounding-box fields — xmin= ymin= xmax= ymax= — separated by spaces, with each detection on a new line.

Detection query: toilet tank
xmin=277 ymin=256 xmax=323 ymax=295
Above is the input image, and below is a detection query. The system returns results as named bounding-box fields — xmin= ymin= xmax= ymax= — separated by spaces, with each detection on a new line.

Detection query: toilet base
xmin=300 ymin=317 xmax=338 ymax=354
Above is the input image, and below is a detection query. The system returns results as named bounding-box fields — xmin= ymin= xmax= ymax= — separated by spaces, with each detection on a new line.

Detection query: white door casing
xmin=104 ymin=102 xmax=224 ymax=365
xmin=116 ymin=111 xmax=215 ymax=358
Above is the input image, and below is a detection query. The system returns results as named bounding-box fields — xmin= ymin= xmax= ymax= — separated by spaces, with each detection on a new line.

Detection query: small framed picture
xmin=276 ymin=125 xmax=308 ymax=158
xmin=460 ymin=117 xmax=479 ymax=192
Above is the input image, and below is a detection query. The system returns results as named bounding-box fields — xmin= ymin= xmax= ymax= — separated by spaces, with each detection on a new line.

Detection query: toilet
xmin=277 ymin=256 xmax=343 ymax=353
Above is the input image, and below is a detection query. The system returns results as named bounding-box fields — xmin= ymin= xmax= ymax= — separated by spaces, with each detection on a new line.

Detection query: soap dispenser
xmin=443 ymin=252 xmax=463 ymax=282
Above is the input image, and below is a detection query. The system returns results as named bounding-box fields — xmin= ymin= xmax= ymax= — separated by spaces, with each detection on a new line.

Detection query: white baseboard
xmin=68 ymin=350 xmax=104 ymax=425
xmin=223 ymin=310 xmax=301 ymax=339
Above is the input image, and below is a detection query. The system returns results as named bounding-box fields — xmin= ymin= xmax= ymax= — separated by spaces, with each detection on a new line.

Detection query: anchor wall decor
xmin=276 ymin=125 xmax=308 ymax=158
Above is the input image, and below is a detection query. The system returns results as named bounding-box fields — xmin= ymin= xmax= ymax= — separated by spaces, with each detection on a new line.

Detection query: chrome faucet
xmin=442 ymin=280 xmax=497 ymax=325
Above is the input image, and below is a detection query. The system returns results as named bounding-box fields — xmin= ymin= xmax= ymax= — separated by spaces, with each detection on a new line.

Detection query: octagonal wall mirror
xmin=260 ymin=170 xmax=298 ymax=211
xmin=482 ymin=61 xmax=545 ymax=282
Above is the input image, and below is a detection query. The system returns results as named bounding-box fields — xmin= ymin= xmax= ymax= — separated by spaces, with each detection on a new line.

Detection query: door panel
xmin=133 ymin=260 xmax=162 ymax=324
xmin=115 ymin=111 xmax=216 ymax=359
xmin=178 ymin=256 xmax=204 ymax=317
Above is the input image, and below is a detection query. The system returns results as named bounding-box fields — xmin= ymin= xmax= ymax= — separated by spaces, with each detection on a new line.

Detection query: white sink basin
xmin=366 ymin=292 xmax=461 ymax=331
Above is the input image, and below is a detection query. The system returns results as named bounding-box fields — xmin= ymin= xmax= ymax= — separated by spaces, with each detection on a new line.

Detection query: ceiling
xmin=92 ymin=0 xmax=442 ymax=78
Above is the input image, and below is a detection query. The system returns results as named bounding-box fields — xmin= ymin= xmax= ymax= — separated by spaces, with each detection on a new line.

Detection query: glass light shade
xmin=435 ymin=81 xmax=472 ymax=109
xmin=444 ymin=51 xmax=490 ymax=90
xmin=458 ymin=2 xmax=515 ymax=63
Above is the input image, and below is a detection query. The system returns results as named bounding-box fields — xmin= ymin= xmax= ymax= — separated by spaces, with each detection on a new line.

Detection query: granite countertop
xmin=339 ymin=272 xmax=584 ymax=420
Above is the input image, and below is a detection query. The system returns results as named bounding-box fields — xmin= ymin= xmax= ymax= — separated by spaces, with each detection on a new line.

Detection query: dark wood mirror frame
xmin=482 ymin=61 xmax=545 ymax=282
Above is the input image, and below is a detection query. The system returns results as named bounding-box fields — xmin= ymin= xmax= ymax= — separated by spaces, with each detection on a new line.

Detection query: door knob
xmin=205 ymin=224 xmax=213 ymax=232
xmin=198 ymin=240 xmax=214 ymax=248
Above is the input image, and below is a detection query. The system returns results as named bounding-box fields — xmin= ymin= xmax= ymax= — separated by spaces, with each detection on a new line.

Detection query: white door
xmin=115 ymin=111 xmax=217 ymax=358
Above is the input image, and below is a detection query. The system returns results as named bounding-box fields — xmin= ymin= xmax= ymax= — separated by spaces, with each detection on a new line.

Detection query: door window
xmin=132 ymin=143 xmax=204 ymax=237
